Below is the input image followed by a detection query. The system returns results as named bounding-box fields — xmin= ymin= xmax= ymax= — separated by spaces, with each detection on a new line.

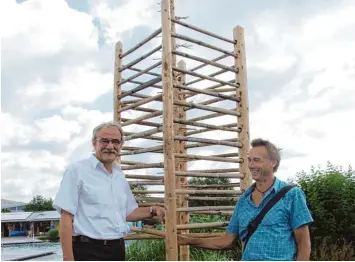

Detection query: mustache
xmin=102 ymin=149 xmax=118 ymax=154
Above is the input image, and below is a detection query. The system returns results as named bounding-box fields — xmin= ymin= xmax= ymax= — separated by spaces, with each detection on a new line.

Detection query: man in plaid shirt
xmin=179 ymin=138 xmax=313 ymax=260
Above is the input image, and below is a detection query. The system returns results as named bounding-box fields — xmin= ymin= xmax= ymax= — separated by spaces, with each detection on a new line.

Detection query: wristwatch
xmin=149 ymin=206 xmax=157 ymax=217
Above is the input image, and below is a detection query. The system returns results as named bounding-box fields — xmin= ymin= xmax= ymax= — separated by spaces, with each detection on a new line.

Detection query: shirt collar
xmin=244 ymin=176 xmax=281 ymax=197
xmin=89 ymin=154 xmax=121 ymax=171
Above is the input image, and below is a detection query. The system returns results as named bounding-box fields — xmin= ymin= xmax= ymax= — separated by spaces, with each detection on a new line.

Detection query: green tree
xmin=289 ymin=162 xmax=355 ymax=260
xmin=24 ymin=195 xmax=55 ymax=212
xmin=130 ymin=184 xmax=148 ymax=204
xmin=1 ymin=208 xmax=11 ymax=213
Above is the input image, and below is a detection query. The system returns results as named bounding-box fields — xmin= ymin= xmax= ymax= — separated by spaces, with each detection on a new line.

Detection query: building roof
xmin=1 ymin=212 xmax=33 ymax=223
xmin=27 ymin=211 xmax=60 ymax=221
xmin=1 ymin=199 xmax=27 ymax=209
xmin=1 ymin=211 xmax=60 ymax=223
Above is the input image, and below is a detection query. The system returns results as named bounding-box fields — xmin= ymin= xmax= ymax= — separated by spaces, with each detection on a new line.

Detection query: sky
xmin=1 ymin=0 xmax=355 ymax=202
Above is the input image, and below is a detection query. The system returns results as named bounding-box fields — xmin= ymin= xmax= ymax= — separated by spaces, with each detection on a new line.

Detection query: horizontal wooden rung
xmin=190 ymin=211 xmax=233 ymax=216
xmin=119 ymin=76 xmax=162 ymax=99
xmin=122 ymin=162 xmax=164 ymax=170
xmin=130 ymin=226 xmax=165 ymax=237
xmin=124 ymin=234 xmax=163 ymax=240
xmin=187 ymin=196 xmax=239 ymax=201
xmin=175 ymin=171 xmax=242 ymax=179
xmin=136 ymin=197 xmax=165 ymax=202
xmin=121 ymin=111 xmax=163 ymax=127
xmin=175 ymin=153 xmax=242 ymax=163
xmin=120 ymin=45 xmax=162 ymax=72
xmin=125 ymin=174 xmax=164 ymax=180
xmin=188 ymin=168 xmax=239 ymax=173
xmin=128 ymin=180 xmax=164 ymax=186
xmin=175 ymin=136 xmax=242 ymax=148
xmin=121 ymin=118 xmax=161 ymax=128
xmin=185 ymin=183 xmax=240 ymax=189
xmin=174 ymin=84 xmax=238 ymax=102
xmin=121 ymin=27 xmax=162 ymax=58
xmin=120 ymin=145 xmax=163 ymax=156
xmin=171 ymin=19 xmax=235 ymax=44
xmin=176 ymin=206 xmax=235 ymax=212
xmin=117 ymin=94 xmax=162 ymax=113
xmin=173 ymin=66 xmax=238 ymax=88
xmin=175 ymin=100 xmax=241 ymax=116
xmin=176 ymin=189 xmax=242 ymax=195
xmin=138 ymin=203 xmax=165 ymax=207
xmin=190 ymin=54 xmax=229 ymax=71
xmin=177 ymin=222 xmax=229 ymax=230
xmin=173 ymin=50 xmax=237 ymax=73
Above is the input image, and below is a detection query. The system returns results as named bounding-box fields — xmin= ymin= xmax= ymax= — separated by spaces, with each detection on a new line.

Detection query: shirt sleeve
xmin=52 ymin=167 xmax=80 ymax=216
xmin=226 ymin=200 xmax=240 ymax=235
xmin=124 ymin=180 xmax=138 ymax=217
xmin=288 ymin=187 xmax=314 ymax=230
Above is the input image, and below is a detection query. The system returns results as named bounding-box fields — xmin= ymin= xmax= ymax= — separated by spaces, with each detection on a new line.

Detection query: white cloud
xmin=1 ymin=0 xmax=98 ymax=62
xmin=89 ymin=0 xmax=159 ymax=45
xmin=20 ymin=64 xmax=113 ymax=109
xmin=1 ymin=113 xmax=35 ymax=147
xmin=35 ymin=115 xmax=82 ymax=143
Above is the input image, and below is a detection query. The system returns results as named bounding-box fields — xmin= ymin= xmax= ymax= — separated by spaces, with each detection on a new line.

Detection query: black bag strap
xmin=244 ymin=185 xmax=295 ymax=248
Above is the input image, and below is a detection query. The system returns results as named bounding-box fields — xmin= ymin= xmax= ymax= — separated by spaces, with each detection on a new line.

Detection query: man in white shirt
xmin=53 ymin=121 xmax=165 ymax=261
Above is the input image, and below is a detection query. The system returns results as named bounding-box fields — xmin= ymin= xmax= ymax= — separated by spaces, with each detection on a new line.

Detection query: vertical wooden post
xmin=114 ymin=42 xmax=123 ymax=124
xmin=175 ymin=60 xmax=189 ymax=261
xmin=161 ymin=0 xmax=178 ymax=260
xmin=233 ymin=26 xmax=252 ymax=191
xmin=114 ymin=41 xmax=123 ymax=164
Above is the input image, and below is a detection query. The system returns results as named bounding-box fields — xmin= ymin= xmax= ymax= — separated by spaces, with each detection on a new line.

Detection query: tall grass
xmin=125 ymin=239 xmax=233 ymax=261
xmin=311 ymin=237 xmax=354 ymax=261
xmin=126 ymin=214 xmax=242 ymax=261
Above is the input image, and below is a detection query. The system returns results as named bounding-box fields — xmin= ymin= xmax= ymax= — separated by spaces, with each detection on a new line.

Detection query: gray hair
xmin=92 ymin=121 xmax=125 ymax=146
xmin=251 ymin=138 xmax=281 ymax=172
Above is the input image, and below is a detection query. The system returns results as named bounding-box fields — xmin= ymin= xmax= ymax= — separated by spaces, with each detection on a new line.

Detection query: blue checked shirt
xmin=227 ymin=177 xmax=313 ymax=260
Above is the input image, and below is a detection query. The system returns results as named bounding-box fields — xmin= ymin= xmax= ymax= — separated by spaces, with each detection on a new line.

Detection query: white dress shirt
xmin=53 ymin=154 xmax=138 ymax=240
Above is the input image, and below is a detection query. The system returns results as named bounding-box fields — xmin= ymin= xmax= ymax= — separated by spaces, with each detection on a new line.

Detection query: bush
xmin=47 ymin=229 xmax=59 ymax=242
xmin=290 ymin=162 xmax=355 ymax=260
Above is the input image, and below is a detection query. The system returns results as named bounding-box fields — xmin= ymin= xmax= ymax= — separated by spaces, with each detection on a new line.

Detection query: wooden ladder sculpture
xmin=113 ymin=0 xmax=252 ymax=260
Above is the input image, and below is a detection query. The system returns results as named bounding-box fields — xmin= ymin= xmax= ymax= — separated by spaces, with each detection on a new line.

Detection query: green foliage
xmin=126 ymin=240 xmax=165 ymax=261
xmin=125 ymin=239 xmax=232 ymax=261
xmin=291 ymin=162 xmax=355 ymax=244
xmin=47 ymin=229 xmax=59 ymax=242
xmin=24 ymin=195 xmax=55 ymax=212
xmin=37 ymin=236 xmax=48 ymax=241
xmin=290 ymin=162 xmax=355 ymax=260
xmin=1 ymin=208 xmax=11 ymax=213
xmin=129 ymin=184 xmax=147 ymax=203
xmin=126 ymin=215 xmax=239 ymax=261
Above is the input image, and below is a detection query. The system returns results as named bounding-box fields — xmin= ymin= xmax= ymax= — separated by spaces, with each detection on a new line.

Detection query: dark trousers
xmin=72 ymin=236 xmax=125 ymax=261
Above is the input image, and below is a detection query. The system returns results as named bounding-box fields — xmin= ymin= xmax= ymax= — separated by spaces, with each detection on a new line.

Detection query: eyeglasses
xmin=96 ymin=138 xmax=122 ymax=146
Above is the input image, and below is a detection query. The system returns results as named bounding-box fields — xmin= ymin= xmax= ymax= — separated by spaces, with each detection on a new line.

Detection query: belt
xmin=72 ymin=235 xmax=123 ymax=246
